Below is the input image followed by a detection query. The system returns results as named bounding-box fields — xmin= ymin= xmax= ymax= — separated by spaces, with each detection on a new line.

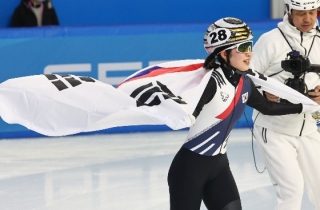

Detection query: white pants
xmin=253 ymin=124 xmax=320 ymax=210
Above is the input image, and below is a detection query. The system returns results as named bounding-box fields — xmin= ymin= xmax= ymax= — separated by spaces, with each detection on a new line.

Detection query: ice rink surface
xmin=0 ymin=128 xmax=313 ymax=210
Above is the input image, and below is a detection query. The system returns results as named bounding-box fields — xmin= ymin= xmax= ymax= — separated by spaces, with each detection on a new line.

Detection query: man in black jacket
xmin=10 ymin=0 xmax=59 ymax=27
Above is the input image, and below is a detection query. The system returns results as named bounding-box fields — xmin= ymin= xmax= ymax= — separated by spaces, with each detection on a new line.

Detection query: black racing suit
xmin=168 ymin=65 xmax=302 ymax=210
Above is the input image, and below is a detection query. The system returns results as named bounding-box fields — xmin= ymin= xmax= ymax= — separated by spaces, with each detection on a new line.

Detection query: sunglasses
xmin=225 ymin=41 xmax=253 ymax=53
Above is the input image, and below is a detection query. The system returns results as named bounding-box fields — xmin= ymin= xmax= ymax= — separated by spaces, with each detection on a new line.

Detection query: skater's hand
xmin=264 ymin=91 xmax=280 ymax=102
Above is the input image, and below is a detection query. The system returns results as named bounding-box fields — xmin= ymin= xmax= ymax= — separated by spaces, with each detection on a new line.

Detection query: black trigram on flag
xmin=44 ymin=74 xmax=95 ymax=91
xmin=130 ymin=81 xmax=187 ymax=107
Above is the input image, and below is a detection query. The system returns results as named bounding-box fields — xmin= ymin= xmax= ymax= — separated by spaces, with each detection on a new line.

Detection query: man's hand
xmin=264 ymin=91 xmax=280 ymax=102
xmin=308 ymin=85 xmax=320 ymax=105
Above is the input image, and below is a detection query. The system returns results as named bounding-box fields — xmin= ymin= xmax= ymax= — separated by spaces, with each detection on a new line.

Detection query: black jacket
xmin=10 ymin=0 xmax=59 ymax=27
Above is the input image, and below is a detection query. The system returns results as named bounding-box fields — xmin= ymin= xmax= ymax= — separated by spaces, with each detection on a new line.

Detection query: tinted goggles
xmin=225 ymin=41 xmax=252 ymax=53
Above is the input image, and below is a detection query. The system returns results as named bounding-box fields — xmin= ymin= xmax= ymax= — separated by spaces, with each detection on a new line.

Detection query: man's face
xmin=291 ymin=9 xmax=318 ymax=32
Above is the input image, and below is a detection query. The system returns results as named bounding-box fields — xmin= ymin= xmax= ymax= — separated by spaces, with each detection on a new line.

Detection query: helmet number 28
xmin=209 ymin=28 xmax=231 ymax=45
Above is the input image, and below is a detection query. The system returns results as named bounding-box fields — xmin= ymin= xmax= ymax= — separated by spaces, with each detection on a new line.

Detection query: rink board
xmin=0 ymin=20 xmax=278 ymax=138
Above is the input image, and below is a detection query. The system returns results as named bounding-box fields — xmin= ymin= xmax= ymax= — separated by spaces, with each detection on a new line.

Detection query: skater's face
xmin=220 ymin=41 xmax=253 ymax=71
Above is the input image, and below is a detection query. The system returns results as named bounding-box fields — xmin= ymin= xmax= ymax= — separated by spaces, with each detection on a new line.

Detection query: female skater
xmin=167 ymin=17 xmax=317 ymax=210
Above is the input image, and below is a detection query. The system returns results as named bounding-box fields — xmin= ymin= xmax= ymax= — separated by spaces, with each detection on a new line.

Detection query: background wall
xmin=0 ymin=0 xmax=281 ymax=139
xmin=1 ymin=0 xmax=270 ymax=28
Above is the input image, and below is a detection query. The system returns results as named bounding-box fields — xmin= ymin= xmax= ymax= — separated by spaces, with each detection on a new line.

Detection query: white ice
xmin=0 ymin=128 xmax=313 ymax=210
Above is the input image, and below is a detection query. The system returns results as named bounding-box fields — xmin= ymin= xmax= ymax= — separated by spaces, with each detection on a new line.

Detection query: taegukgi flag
xmin=0 ymin=60 xmax=209 ymax=136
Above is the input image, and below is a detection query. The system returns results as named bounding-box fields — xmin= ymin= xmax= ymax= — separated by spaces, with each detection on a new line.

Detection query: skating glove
xmin=188 ymin=114 xmax=196 ymax=127
xmin=302 ymin=104 xmax=320 ymax=113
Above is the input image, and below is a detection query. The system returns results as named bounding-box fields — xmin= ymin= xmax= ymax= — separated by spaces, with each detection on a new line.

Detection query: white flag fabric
xmin=0 ymin=60 xmax=209 ymax=136
xmin=245 ymin=69 xmax=318 ymax=105
xmin=0 ymin=59 xmax=317 ymax=136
